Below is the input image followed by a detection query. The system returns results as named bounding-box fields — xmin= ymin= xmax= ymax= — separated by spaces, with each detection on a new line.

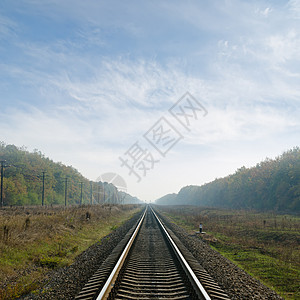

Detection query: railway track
xmin=75 ymin=206 xmax=230 ymax=299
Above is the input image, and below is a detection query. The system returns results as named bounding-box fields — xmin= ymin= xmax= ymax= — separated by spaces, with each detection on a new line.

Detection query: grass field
xmin=0 ymin=204 xmax=143 ymax=300
xmin=156 ymin=205 xmax=300 ymax=300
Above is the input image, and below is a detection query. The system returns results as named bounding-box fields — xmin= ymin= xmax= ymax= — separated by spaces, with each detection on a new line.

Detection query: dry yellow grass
xmin=157 ymin=205 xmax=300 ymax=299
xmin=0 ymin=204 xmax=142 ymax=299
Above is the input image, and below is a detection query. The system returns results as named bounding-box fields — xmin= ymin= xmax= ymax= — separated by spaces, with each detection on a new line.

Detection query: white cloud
xmin=267 ymin=29 xmax=300 ymax=64
xmin=0 ymin=14 xmax=17 ymax=39
xmin=186 ymin=105 xmax=299 ymax=145
xmin=288 ymin=0 xmax=300 ymax=19
xmin=1 ymin=0 xmax=300 ymax=201
xmin=255 ymin=6 xmax=272 ymax=17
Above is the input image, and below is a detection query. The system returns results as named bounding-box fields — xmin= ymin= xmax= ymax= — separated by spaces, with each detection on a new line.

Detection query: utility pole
xmin=90 ymin=181 xmax=93 ymax=205
xmin=103 ymin=183 xmax=105 ymax=203
xmin=115 ymin=189 xmax=119 ymax=204
xmin=42 ymin=171 xmax=46 ymax=206
xmin=97 ymin=183 xmax=100 ymax=204
xmin=64 ymin=178 xmax=68 ymax=207
xmin=120 ymin=192 xmax=126 ymax=204
xmin=80 ymin=182 xmax=83 ymax=205
xmin=0 ymin=160 xmax=5 ymax=207
xmin=112 ymin=189 xmax=115 ymax=204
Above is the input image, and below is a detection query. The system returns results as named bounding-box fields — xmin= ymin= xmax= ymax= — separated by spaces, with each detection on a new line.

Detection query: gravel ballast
xmin=155 ymin=209 xmax=283 ymax=300
xmin=23 ymin=206 xmax=283 ymax=299
xmin=22 ymin=209 xmax=144 ymax=300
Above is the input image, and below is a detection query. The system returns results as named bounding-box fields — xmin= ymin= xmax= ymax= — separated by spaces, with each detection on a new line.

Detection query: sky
xmin=0 ymin=0 xmax=299 ymax=202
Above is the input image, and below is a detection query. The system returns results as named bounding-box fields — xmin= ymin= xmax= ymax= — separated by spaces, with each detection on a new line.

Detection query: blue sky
xmin=0 ymin=0 xmax=299 ymax=202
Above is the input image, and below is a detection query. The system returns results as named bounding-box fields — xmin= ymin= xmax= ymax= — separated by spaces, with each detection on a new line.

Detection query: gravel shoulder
xmin=21 ymin=209 xmax=144 ymax=300
xmin=155 ymin=208 xmax=283 ymax=300
xmin=22 ymin=206 xmax=283 ymax=299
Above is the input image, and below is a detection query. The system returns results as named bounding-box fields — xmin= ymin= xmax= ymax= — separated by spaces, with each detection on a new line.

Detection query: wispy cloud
xmin=0 ymin=14 xmax=17 ymax=39
xmin=288 ymin=0 xmax=300 ymax=19
xmin=0 ymin=0 xmax=299 ymax=200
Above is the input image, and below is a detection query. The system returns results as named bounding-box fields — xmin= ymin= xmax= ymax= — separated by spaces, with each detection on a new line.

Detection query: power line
xmin=64 ymin=177 xmax=68 ymax=207
xmin=97 ymin=182 xmax=100 ymax=204
xmin=0 ymin=160 xmax=10 ymax=207
xmin=0 ymin=160 xmax=5 ymax=207
xmin=0 ymin=158 xmax=110 ymax=207
xmin=80 ymin=182 xmax=83 ymax=205
xmin=42 ymin=171 xmax=46 ymax=206
xmin=90 ymin=181 xmax=93 ymax=205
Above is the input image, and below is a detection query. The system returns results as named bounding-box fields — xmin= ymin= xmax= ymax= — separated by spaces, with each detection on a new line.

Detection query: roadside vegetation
xmin=0 ymin=143 xmax=140 ymax=206
xmin=0 ymin=204 xmax=142 ymax=299
xmin=157 ymin=205 xmax=300 ymax=299
xmin=156 ymin=147 xmax=300 ymax=212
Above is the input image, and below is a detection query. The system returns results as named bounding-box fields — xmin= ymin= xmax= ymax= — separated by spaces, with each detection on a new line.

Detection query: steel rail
xmin=96 ymin=205 xmax=211 ymax=299
xmin=150 ymin=206 xmax=211 ymax=300
xmin=96 ymin=207 xmax=147 ymax=300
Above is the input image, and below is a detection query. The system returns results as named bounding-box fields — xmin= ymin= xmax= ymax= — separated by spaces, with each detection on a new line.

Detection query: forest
xmin=0 ymin=142 xmax=138 ymax=206
xmin=156 ymin=147 xmax=300 ymax=212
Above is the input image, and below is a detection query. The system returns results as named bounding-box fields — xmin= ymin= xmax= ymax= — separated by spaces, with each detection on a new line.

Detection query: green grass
xmin=157 ymin=205 xmax=300 ymax=299
xmin=0 ymin=205 xmax=143 ymax=300
xmin=211 ymin=239 xmax=299 ymax=298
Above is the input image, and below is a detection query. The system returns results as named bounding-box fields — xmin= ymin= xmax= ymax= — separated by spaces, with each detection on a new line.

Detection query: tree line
xmin=157 ymin=147 xmax=300 ymax=212
xmin=0 ymin=143 xmax=126 ymax=206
